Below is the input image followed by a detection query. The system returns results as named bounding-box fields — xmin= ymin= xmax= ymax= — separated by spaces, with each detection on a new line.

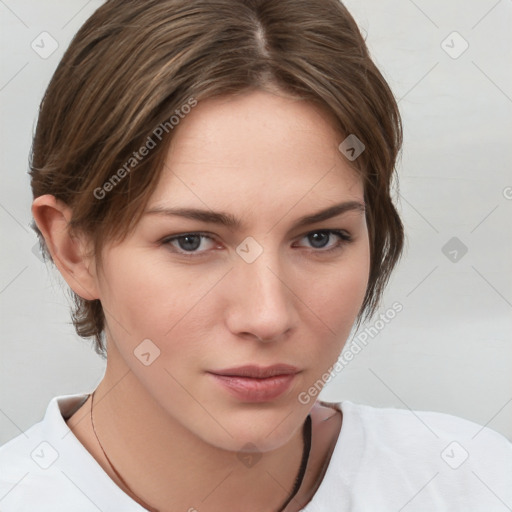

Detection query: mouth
xmin=207 ymin=365 xmax=300 ymax=402
xmin=209 ymin=364 xmax=299 ymax=379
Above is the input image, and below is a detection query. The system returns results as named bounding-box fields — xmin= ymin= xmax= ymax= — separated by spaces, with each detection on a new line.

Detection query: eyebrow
xmin=144 ymin=200 xmax=365 ymax=230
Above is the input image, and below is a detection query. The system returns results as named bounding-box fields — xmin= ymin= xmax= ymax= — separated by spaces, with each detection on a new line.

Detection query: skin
xmin=33 ymin=89 xmax=370 ymax=512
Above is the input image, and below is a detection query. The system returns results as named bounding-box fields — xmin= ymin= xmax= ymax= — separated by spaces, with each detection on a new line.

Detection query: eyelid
xmin=293 ymin=229 xmax=352 ymax=253
xmin=160 ymin=231 xmax=218 ymax=255
xmin=161 ymin=229 xmax=352 ymax=256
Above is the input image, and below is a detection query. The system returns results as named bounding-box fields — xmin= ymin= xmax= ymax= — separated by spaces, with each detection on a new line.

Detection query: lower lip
xmin=208 ymin=373 xmax=296 ymax=402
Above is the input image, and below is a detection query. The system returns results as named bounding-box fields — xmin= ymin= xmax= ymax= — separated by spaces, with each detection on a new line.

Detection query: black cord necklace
xmin=90 ymin=390 xmax=312 ymax=512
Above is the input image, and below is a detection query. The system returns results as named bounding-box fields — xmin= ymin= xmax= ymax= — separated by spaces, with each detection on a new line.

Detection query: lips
xmin=209 ymin=364 xmax=299 ymax=379
xmin=207 ymin=365 xmax=299 ymax=402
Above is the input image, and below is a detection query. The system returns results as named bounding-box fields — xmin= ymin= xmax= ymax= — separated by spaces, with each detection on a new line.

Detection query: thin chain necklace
xmin=90 ymin=390 xmax=312 ymax=512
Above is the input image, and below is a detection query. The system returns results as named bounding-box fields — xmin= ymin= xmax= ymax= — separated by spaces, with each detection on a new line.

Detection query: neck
xmin=86 ymin=359 xmax=311 ymax=512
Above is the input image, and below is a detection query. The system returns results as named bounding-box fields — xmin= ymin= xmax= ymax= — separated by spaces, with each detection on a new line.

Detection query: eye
xmin=295 ymin=229 xmax=352 ymax=252
xmin=161 ymin=229 xmax=352 ymax=258
xmin=162 ymin=233 xmax=218 ymax=255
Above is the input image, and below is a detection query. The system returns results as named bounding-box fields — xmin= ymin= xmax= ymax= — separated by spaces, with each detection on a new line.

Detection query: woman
xmin=1 ymin=0 xmax=511 ymax=510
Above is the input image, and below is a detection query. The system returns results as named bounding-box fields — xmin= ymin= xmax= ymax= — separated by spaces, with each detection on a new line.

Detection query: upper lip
xmin=209 ymin=364 xmax=299 ymax=379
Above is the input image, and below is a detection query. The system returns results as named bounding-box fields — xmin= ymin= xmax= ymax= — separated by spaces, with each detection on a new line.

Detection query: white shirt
xmin=1 ymin=393 xmax=511 ymax=511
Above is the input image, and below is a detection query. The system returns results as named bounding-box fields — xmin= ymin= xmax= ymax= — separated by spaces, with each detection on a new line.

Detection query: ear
xmin=32 ymin=194 xmax=99 ymax=301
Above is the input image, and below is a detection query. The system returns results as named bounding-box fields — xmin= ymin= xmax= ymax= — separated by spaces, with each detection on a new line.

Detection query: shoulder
xmin=337 ymin=399 xmax=512 ymax=467
xmin=307 ymin=400 xmax=512 ymax=511
xmin=0 ymin=411 xmax=62 ymax=511
xmin=341 ymin=399 xmax=511 ymax=442
xmin=0 ymin=393 xmax=141 ymax=512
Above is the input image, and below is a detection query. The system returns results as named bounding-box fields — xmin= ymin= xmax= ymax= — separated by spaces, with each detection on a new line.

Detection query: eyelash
xmin=160 ymin=229 xmax=352 ymax=258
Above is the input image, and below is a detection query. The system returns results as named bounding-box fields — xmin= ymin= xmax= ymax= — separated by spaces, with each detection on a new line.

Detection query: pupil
xmin=179 ymin=235 xmax=201 ymax=251
xmin=309 ymin=232 xmax=329 ymax=248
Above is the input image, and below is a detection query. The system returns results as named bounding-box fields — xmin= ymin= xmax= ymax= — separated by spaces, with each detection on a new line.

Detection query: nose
xmin=224 ymin=251 xmax=298 ymax=343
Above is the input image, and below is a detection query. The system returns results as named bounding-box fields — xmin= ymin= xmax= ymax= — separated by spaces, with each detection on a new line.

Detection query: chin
xmin=192 ymin=404 xmax=306 ymax=454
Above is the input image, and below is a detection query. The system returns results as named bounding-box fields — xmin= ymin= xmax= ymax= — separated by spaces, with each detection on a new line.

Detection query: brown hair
xmin=30 ymin=0 xmax=404 ymax=357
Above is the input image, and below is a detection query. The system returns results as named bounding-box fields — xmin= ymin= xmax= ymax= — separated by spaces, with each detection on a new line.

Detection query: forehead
xmin=149 ymin=90 xmax=364 ymax=218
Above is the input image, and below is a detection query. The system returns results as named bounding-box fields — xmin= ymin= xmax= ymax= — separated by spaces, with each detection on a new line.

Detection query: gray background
xmin=1 ymin=0 xmax=511 ymax=445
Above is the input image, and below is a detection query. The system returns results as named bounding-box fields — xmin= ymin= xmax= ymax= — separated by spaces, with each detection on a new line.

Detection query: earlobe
xmin=32 ymin=194 xmax=99 ymax=301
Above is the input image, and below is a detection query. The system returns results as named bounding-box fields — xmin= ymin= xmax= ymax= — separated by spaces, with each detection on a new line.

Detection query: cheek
xmin=300 ymin=248 xmax=370 ymax=364
xmin=98 ymin=255 xmax=168 ymax=331
xmin=97 ymin=250 xmax=223 ymax=347
xmin=308 ymin=251 xmax=369 ymax=324
xmin=98 ymin=238 xmax=369 ymax=354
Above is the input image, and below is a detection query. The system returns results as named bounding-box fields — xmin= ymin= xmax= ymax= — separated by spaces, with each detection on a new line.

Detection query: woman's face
xmin=94 ymin=90 xmax=370 ymax=451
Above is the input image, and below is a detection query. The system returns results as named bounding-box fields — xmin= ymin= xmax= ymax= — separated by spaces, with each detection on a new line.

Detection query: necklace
xmin=90 ymin=390 xmax=312 ymax=512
